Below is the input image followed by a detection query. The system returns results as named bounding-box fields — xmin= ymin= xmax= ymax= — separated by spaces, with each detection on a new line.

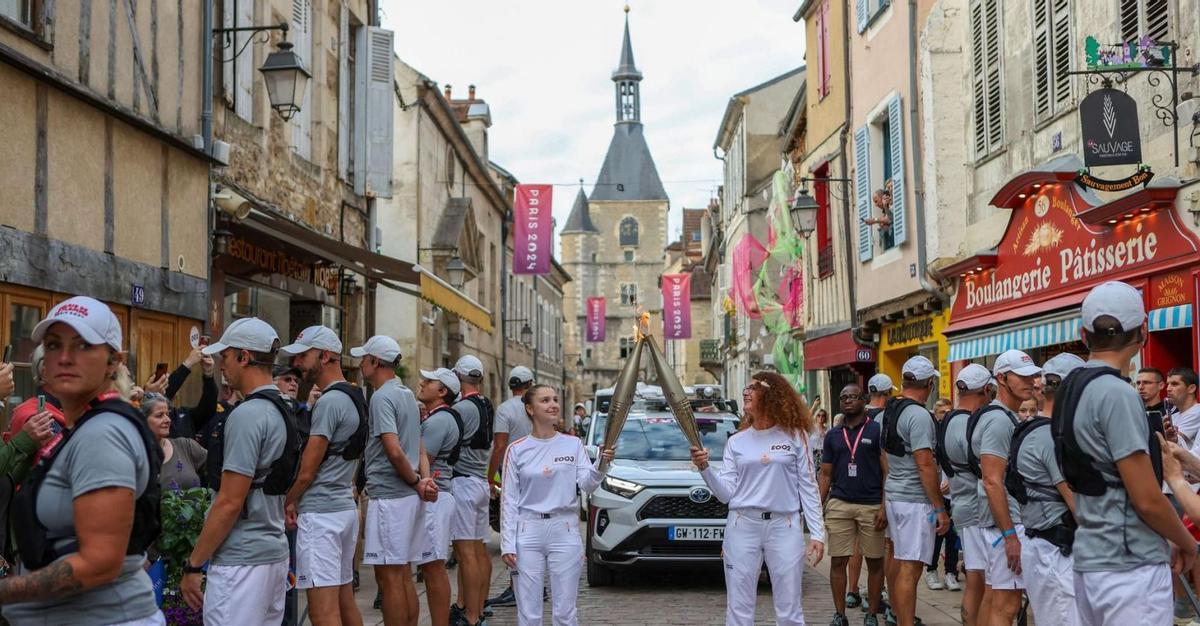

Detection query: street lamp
xmin=446 ymin=256 xmax=467 ymax=289
xmin=260 ymin=41 xmax=310 ymax=122
xmin=790 ymin=188 xmax=820 ymax=236
xmin=520 ymin=322 xmax=534 ymax=345
xmin=576 ymin=355 xmax=585 ymax=368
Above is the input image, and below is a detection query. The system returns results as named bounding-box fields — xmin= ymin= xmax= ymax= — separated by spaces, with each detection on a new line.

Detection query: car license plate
xmin=668 ymin=526 xmax=724 ymax=541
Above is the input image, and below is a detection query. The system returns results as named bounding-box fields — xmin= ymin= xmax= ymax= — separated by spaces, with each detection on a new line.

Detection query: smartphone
xmin=37 ymin=395 xmax=45 ymax=412
xmin=2 ymin=345 xmax=11 ymax=364
xmin=155 ymin=362 xmax=169 ymax=379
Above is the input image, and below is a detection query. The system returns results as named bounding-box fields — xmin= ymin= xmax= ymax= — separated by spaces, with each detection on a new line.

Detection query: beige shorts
xmin=825 ymin=498 xmax=885 ymax=559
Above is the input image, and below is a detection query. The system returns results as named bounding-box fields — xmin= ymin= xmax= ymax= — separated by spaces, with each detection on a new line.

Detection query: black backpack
xmin=12 ymin=397 xmax=162 ymax=570
xmin=206 ymin=388 xmax=302 ymax=496
xmin=314 ymin=382 xmax=369 ymax=461
xmin=1052 ymin=365 xmax=1162 ymax=497
xmin=430 ymin=406 xmax=465 ymax=466
xmin=880 ymin=397 xmax=926 ymax=457
xmin=935 ymin=409 xmax=972 ymax=477
xmin=965 ymin=404 xmax=1018 ymax=478
xmin=461 ymin=394 xmax=496 ymax=450
xmin=1004 ymin=418 xmax=1064 ymax=505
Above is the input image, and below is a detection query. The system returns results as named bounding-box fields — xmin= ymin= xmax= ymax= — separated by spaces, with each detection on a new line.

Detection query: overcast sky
xmin=380 ymin=1 xmax=805 ymax=248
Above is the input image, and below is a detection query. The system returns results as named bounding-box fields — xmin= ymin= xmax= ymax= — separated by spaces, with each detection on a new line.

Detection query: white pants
xmin=204 ymin=559 xmax=289 ymax=626
xmin=296 ymin=509 xmax=359 ymax=588
xmin=885 ymin=501 xmax=935 ymax=564
xmin=723 ymin=510 xmax=808 ymax=626
xmin=514 ymin=513 xmax=583 ymax=626
xmin=1075 ymin=563 xmax=1172 ymax=626
xmin=960 ymin=526 xmax=987 ymax=571
xmin=1020 ymin=536 xmax=1077 ymax=626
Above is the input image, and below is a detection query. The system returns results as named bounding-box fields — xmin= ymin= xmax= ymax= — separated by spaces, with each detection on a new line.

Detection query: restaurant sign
xmin=951 ymin=184 xmax=1198 ymax=321
xmin=227 ymin=236 xmax=340 ymax=292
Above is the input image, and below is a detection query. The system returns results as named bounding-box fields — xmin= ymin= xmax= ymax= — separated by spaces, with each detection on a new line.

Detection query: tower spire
xmin=612 ymin=6 xmax=642 ymax=124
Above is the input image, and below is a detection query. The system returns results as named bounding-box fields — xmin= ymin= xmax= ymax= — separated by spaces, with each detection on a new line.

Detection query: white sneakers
xmin=924 ymin=571 xmax=945 ymax=590
xmin=944 ymin=573 xmax=961 ymax=591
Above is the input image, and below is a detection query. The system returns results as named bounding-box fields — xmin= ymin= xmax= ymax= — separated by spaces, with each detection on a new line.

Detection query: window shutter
xmin=856 ymin=0 xmax=869 ymax=33
xmin=984 ymin=0 xmax=1002 ymax=150
xmin=290 ymin=0 xmax=312 ymax=159
xmin=235 ymin=0 xmax=254 ymax=121
xmin=818 ymin=1 xmax=831 ymax=98
xmin=357 ymin=27 xmax=394 ymax=198
xmin=1033 ymin=0 xmax=1051 ymax=120
xmin=1051 ymin=0 xmax=1072 ymax=111
xmin=887 ymin=96 xmax=906 ymax=247
xmin=854 ymin=125 xmax=872 ymax=262
xmin=221 ymin=0 xmax=234 ymax=107
xmin=1146 ymin=0 xmax=1168 ymax=41
xmin=1119 ymin=0 xmax=1140 ymax=42
xmin=970 ymin=1 xmax=986 ymax=156
xmin=338 ymin=5 xmax=350 ymax=181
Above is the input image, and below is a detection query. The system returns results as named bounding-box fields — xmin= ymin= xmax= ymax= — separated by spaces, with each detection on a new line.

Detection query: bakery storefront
xmin=879 ymin=311 xmax=953 ymax=403
xmin=942 ymin=161 xmax=1199 ymax=374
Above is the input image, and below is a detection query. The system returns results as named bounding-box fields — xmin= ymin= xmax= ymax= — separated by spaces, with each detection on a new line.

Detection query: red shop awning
xmin=804 ymin=330 xmax=875 ymax=371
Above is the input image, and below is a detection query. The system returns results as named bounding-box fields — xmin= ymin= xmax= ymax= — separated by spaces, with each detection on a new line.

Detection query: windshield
xmin=614 ymin=416 xmax=739 ymax=461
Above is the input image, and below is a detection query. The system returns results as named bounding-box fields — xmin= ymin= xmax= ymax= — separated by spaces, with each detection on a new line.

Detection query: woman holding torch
xmin=690 ymin=371 xmax=825 ymax=626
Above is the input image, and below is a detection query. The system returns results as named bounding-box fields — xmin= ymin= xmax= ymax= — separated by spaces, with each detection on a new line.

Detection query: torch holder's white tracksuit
xmin=501 ymin=433 xmax=604 ymax=626
xmin=701 ymin=425 xmax=826 ymax=626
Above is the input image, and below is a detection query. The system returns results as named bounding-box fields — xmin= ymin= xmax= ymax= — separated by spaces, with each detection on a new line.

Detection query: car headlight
xmin=601 ymin=476 xmax=645 ymax=499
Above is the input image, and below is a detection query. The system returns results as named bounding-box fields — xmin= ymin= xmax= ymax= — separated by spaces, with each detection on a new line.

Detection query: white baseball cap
xmin=202 ymin=317 xmax=279 ymax=355
xmin=955 ymin=363 xmax=993 ymax=391
xmin=1081 ymin=281 xmax=1146 ymax=333
xmin=993 ymin=349 xmax=1042 ymax=377
xmin=32 ymin=296 xmax=123 ymax=351
xmin=867 ymin=373 xmax=894 ymax=393
xmin=454 ymin=355 xmax=484 ymax=378
xmin=508 ymin=365 xmax=534 ymax=386
xmin=350 ymin=335 xmax=401 ymax=362
xmin=420 ymin=367 xmax=461 ymax=396
xmin=901 ymin=355 xmax=941 ymax=381
xmin=280 ymin=325 xmax=343 ymax=355
xmin=1043 ymin=352 xmax=1085 ymax=380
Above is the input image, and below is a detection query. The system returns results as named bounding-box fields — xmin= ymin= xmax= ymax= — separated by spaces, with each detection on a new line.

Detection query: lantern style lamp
xmin=259 ymin=41 xmax=310 ymax=122
xmin=790 ymin=188 xmax=820 ymax=236
xmin=446 ymin=256 xmax=467 ymax=289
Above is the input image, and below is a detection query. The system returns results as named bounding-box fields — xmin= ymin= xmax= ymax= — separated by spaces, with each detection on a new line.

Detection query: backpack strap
xmin=463 ymin=394 xmax=495 ymax=450
xmin=244 ymin=388 xmax=300 ymax=492
xmin=323 ymin=382 xmax=369 ymax=460
xmin=936 ymin=409 xmax=972 ymax=477
xmin=1008 ymin=418 xmax=1062 ymax=503
xmin=430 ymin=406 xmax=465 ymax=466
xmin=966 ymin=404 xmax=1017 ymax=478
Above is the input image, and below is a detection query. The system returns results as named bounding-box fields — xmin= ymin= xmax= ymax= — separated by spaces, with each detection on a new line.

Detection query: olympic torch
xmin=644 ymin=334 xmax=704 ymax=450
xmin=600 ymin=322 xmax=645 ymax=473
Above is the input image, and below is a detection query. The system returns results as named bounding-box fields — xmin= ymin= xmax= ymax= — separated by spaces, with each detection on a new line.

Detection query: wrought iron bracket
xmin=212 ymin=22 xmax=289 ymax=62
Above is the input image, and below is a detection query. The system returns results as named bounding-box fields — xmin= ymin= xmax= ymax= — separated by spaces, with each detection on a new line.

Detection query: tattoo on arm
xmin=0 ymin=559 xmax=85 ymax=604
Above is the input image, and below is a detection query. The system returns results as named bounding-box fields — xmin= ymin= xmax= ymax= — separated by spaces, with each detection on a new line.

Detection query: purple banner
xmin=662 ymin=274 xmax=692 ymax=339
xmin=514 ymin=184 xmax=553 ymax=275
xmin=586 ymin=297 xmax=606 ymax=342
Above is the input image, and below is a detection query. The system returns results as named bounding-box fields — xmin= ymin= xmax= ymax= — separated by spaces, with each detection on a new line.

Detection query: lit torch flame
xmin=634 ymin=309 xmax=651 ymax=341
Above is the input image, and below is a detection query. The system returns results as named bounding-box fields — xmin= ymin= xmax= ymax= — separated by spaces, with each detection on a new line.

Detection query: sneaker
xmin=924 ymin=571 xmax=945 ymax=590
xmin=880 ymin=588 xmax=889 ymax=604
xmin=373 ymin=590 xmax=383 ymax=610
xmin=845 ymin=592 xmax=862 ymax=609
xmin=352 ymin=569 xmax=360 ymax=592
xmin=864 ymin=615 xmax=879 ymax=626
xmin=944 ymin=573 xmax=961 ymax=591
xmin=450 ymin=604 xmax=466 ymax=625
xmin=483 ymin=606 xmax=494 ymax=618
xmin=1177 ymin=598 xmax=1197 ymax=623
xmin=485 ymin=586 xmax=517 ymax=608
xmin=830 ymin=614 xmax=850 ymax=626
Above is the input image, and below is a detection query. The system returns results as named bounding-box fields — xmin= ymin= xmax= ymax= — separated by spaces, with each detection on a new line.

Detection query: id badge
xmin=847 ymin=463 xmax=858 ymax=477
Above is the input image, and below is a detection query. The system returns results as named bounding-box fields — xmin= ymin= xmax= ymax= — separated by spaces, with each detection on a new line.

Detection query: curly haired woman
xmin=691 ymin=371 xmax=825 ymax=626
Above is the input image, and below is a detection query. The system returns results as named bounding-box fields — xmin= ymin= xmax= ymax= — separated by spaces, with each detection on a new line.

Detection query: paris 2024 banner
xmin=514 ymin=184 xmax=553 ymax=275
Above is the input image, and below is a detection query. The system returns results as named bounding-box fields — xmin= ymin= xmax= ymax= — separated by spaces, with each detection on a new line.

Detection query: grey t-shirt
xmin=1015 ymin=422 xmax=1068 ymax=531
xmin=453 ymin=395 xmax=490 ymax=479
xmin=495 ymin=396 xmax=532 ymax=443
xmin=1072 ymin=360 xmax=1169 ymax=572
xmin=883 ymin=403 xmax=937 ymax=503
xmin=423 ymin=407 xmax=461 ymax=491
xmin=943 ymin=412 xmax=979 ymax=528
xmin=299 ymin=383 xmax=361 ymax=514
xmin=364 ymin=379 xmax=422 ymax=500
xmin=213 ymin=385 xmax=288 ymax=566
xmin=3 ymin=413 xmax=158 ymax=625
xmin=972 ymin=401 xmax=1022 ymax=528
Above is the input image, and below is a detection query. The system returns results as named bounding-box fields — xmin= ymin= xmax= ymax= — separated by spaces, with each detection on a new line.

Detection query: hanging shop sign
xmin=586 ymin=297 xmax=606 ymax=342
xmin=514 ymin=184 xmax=553 ymax=275
xmin=1076 ymin=167 xmax=1154 ymax=192
xmin=227 ymin=236 xmax=340 ymax=292
xmin=662 ymin=274 xmax=692 ymax=340
xmin=1084 ymin=35 xmax=1172 ymax=71
xmin=1080 ymin=88 xmax=1142 ymax=167
xmin=951 ymin=184 xmax=1199 ymax=321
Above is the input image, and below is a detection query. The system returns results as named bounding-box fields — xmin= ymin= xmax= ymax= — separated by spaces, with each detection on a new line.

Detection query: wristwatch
xmin=407 ymin=476 xmax=421 ymax=488
xmin=183 ymin=561 xmax=206 ymax=575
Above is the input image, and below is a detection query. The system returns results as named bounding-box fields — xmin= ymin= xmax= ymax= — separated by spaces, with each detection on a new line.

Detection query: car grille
xmin=637 ymin=495 xmax=727 ymax=521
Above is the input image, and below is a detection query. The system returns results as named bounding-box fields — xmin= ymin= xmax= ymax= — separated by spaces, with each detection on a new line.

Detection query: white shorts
xmin=112 ymin=613 xmax=167 ymax=626
xmin=1075 ymin=563 xmax=1172 ymax=626
xmin=451 ymin=475 xmax=491 ymax=542
xmin=296 ymin=509 xmax=359 ymax=588
xmin=960 ymin=526 xmax=988 ymax=572
xmin=204 ymin=559 xmax=289 ymax=626
xmin=1021 ymin=535 xmax=1077 ymax=626
xmin=979 ymin=525 xmax=1025 ymax=589
xmin=418 ymin=492 xmax=456 ymax=565
xmin=364 ymin=495 xmax=429 ymax=566
xmin=885 ymin=500 xmax=935 ymax=564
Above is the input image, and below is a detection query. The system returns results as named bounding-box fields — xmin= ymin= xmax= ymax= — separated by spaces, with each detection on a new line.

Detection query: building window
xmin=690 ymin=230 xmax=701 ymax=242
xmin=815 ymin=0 xmax=832 ymax=99
xmin=624 ymin=250 xmax=635 ymax=262
xmin=854 ymin=95 xmax=907 ymax=262
xmin=0 ymin=0 xmax=33 ymax=28
xmin=813 ymin=164 xmax=834 ymax=278
xmin=1033 ymin=0 xmax=1073 ymax=122
xmin=1120 ymin=0 xmax=1169 ymax=43
xmin=619 ymin=217 xmax=639 ymax=247
xmin=971 ymin=0 xmax=1004 ymax=158
xmin=619 ymin=337 xmax=634 ymax=359
xmin=857 ymin=0 xmax=891 ymax=32
xmin=620 ymin=284 xmax=638 ymax=306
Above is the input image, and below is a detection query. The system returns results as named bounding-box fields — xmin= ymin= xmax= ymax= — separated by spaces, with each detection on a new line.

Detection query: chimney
xmin=444 ymin=84 xmax=452 ymax=99
xmin=469 ymin=84 xmax=476 ymax=100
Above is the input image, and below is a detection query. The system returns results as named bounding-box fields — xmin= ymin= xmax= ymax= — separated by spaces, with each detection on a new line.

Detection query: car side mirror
xmin=726 ymin=399 xmax=739 ymax=414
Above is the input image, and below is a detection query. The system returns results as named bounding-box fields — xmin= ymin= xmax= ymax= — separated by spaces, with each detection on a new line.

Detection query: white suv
xmin=584 ymin=410 xmax=741 ymax=586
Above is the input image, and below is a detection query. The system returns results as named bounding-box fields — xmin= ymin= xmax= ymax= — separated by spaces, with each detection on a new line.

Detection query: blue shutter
xmin=856 ymin=0 xmax=869 ymax=33
xmin=854 ymin=125 xmax=872 ymax=262
xmin=887 ymin=95 xmax=906 ymax=247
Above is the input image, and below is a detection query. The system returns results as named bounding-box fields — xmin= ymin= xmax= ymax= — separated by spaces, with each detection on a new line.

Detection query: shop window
xmin=1033 ymin=0 xmax=1073 ymax=122
xmin=1120 ymin=0 xmax=1169 ymax=44
xmin=971 ymin=0 xmax=1004 ymax=158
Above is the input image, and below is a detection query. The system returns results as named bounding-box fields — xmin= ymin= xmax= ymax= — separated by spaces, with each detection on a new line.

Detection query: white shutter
xmin=290 ymin=0 xmax=312 ymax=159
xmin=337 ymin=5 xmax=350 ymax=181
xmin=887 ymin=95 xmax=906 ymax=247
xmin=355 ymin=27 xmax=394 ymax=198
xmin=235 ymin=0 xmax=254 ymax=121
xmin=856 ymin=0 xmax=868 ymax=32
xmin=221 ymin=0 xmax=234 ymax=107
xmin=854 ymin=125 xmax=872 ymax=262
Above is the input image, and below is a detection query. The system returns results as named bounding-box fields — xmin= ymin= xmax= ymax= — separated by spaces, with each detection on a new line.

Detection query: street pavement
xmin=345 ymin=531 xmax=967 ymax=626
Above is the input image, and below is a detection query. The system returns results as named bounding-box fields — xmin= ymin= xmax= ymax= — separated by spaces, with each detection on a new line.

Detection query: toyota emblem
xmin=689 ymin=487 xmax=712 ymax=504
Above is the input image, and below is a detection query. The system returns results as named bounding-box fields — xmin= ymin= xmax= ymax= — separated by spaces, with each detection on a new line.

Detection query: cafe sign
xmin=951 ymin=184 xmax=1199 ymax=320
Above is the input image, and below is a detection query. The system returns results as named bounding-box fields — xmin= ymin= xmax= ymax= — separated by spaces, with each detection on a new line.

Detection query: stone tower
xmin=562 ymin=8 xmax=670 ymax=396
